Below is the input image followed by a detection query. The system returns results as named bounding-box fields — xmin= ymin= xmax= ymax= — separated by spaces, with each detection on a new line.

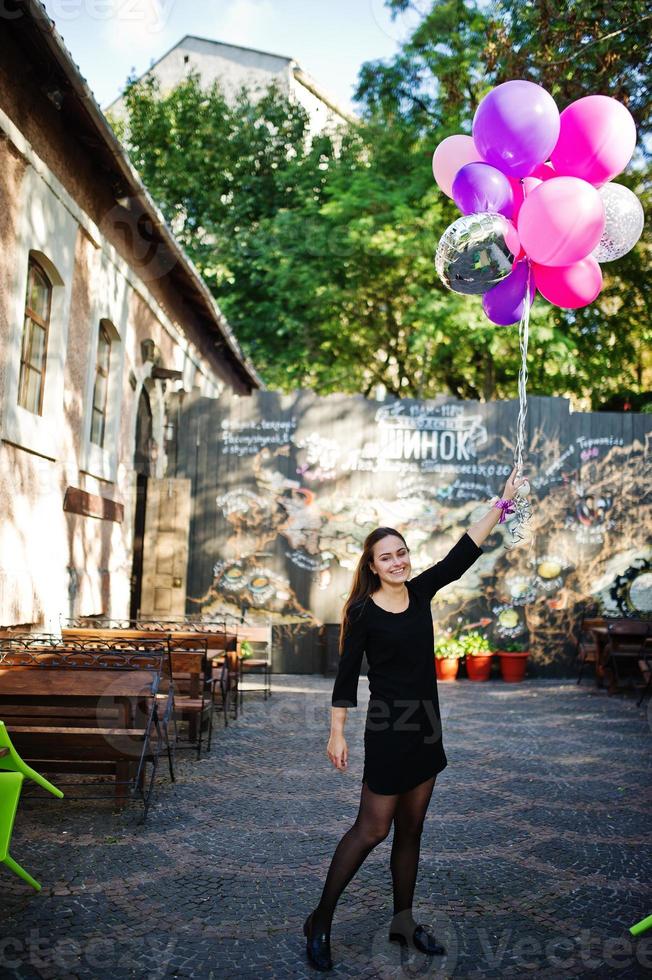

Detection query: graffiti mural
xmin=172 ymin=390 xmax=652 ymax=674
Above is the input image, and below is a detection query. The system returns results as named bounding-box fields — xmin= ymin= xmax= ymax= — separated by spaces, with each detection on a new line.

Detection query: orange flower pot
xmin=498 ymin=651 xmax=529 ymax=682
xmin=465 ymin=654 xmax=493 ymax=681
xmin=435 ymin=657 xmax=460 ymax=681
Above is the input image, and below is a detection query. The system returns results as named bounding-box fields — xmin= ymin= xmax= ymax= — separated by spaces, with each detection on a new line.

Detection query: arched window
xmin=18 ymin=257 xmax=52 ymax=414
xmin=90 ymin=320 xmax=112 ymax=447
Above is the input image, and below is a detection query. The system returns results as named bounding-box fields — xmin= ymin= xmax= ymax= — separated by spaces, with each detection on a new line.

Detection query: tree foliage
xmin=358 ymin=0 xmax=651 ymax=408
xmin=111 ymin=2 xmax=650 ymax=407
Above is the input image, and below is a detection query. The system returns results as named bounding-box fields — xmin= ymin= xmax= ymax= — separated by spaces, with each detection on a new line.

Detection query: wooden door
xmin=139 ymin=477 xmax=192 ymax=618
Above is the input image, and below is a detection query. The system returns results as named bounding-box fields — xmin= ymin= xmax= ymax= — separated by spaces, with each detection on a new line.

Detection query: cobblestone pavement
xmin=2 ymin=677 xmax=651 ymax=980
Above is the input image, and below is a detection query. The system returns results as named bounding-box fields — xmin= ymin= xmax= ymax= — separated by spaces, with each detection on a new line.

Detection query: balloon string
xmin=506 ymin=262 xmax=534 ymax=550
xmin=514 ymin=262 xmax=530 ymax=477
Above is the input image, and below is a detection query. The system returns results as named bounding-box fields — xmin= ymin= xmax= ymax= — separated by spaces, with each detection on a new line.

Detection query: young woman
xmin=303 ymin=466 xmax=527 ymax=970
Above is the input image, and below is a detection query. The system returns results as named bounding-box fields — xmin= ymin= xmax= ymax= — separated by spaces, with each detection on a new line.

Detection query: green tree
xmin=358 ymin=0 xmax=651 ymax=409
xmin=368 ymin=0 xmax=651 ymax=133
xmin=111 ymin=73 xmax=339 ymax=385
xmin=485 ymin=0 xmax=651 ymax=133
xmin=111 ymin=5 xmax=650 ymax=407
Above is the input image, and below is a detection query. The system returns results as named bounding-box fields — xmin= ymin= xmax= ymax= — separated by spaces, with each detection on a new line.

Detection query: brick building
xmin=0 ymin=1 xmax=261 ymax=630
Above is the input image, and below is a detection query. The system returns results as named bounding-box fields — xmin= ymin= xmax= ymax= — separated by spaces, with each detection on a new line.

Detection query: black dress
xmin=331 ymin=532 xmax=484 ymax=794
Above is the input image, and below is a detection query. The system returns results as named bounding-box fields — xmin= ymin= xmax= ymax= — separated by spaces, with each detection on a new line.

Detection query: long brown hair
xmin=338 ymin=526 xmax=409 ymax=654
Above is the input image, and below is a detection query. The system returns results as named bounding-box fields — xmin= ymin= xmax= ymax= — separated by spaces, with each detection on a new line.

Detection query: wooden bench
xmin=0 ymin=643 xmax=170 ymax=821
xmin=61 ymin=622 xmax=238 ymax=732
xmin=3 ymin=633 xmax=178 ymax=768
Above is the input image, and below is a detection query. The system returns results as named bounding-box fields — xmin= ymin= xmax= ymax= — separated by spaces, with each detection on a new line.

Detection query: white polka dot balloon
xmin=593 ymin=183 xmax=644 ymax=263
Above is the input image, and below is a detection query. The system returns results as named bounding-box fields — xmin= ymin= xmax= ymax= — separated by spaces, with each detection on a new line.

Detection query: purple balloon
xmin=482 ymin=259 xmax=536 ymax=325
xmin=452 ymin=162 xmax=514 ymax=218
xmin=473 ymin=80 xmax=560 ymax=179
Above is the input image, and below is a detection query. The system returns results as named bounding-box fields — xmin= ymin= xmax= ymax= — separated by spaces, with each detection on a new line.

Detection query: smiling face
xmin=369 ymin=534 xmax=411 ymax=588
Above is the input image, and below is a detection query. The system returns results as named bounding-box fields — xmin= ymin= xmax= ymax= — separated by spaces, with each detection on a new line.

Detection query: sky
xmin=40 ymin=0 xmax=428 ymax=114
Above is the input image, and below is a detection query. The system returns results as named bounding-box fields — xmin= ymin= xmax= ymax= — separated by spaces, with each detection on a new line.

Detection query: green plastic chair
xmin=630 ymin=914 xmax=652 ymax=936
xmin=0 ymin=721 xmax=64 ymax=798
xmin=0 ymin=772 xmax=41 ymax=890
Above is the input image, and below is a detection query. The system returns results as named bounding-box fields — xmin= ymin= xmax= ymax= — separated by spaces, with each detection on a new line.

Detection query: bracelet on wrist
xmin=493 ymin=497 xmax=516 ymax=523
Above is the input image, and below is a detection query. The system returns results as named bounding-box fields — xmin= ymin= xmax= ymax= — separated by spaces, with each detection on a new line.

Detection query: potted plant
xmin=461 ymin=631 xmax=495 ymax=681
xmin=434 ymin=635 xmax=464 ymax=681
xmin=497 ymin=638 xmax=530 ymax=682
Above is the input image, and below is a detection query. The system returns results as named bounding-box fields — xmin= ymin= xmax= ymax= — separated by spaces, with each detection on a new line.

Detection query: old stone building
xmin=0 ymin=1 xmax=261 ymax=631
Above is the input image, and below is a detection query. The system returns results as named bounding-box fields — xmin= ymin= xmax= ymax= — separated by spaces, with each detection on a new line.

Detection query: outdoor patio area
xmin=1 ymin=4 xmax=650 ymax=979
xmin=2 ymin=676 xmax=650 ymax=979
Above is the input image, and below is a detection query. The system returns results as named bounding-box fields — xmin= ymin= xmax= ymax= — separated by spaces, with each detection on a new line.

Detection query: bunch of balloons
xmin=433 ymin=81 xmax=644 ymax=324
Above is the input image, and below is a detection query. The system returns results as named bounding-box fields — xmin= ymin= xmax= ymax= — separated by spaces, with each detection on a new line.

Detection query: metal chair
xmin=604 ymin=620 xmax=651 ymax=696
xmin=210 ymin=656 xmax=231 ymax=727
xmin=575 ymin=615 xmax=604 ymax=685
xmin=237 ymin=625 xmax=273 ymax=713
xmin=168 ymin=638 xmax=214 ymax=759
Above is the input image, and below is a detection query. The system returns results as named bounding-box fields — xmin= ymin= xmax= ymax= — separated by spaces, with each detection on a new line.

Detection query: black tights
xmin=313 ymin=775 xmax=437 ymax=935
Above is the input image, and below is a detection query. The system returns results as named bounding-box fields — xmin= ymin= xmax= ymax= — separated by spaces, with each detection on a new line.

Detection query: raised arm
xmin=409 ymin=531 xmax=484 ymax=601
xmin=409 ymin=466 xmax=528 ymax=601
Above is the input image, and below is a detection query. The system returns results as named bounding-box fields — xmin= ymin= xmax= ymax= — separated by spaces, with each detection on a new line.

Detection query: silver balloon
xmin=435 ymin=212 xmax=518 ymax=295
xmin=592 ymin=183 xmax=644 ymax=262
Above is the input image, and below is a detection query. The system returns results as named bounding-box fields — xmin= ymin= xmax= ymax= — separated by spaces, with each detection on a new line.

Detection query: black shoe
xmin=303 ymin=910 xmax=333 ymax=971
xmin=389 ymin=923 xmax=446 ymax=955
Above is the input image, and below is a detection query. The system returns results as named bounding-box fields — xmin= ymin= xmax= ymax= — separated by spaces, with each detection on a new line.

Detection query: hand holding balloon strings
xmin=492 ymin=460 xmax=533 ymax=547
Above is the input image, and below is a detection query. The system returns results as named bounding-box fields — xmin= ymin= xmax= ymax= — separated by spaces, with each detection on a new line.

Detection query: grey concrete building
xmin=106 ymin=34 xmax=355 ymax=139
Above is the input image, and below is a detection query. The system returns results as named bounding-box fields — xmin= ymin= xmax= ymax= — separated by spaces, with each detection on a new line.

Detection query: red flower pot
xmin=498 ymin=651 xmax=529 ymax=682
xmin=435 ymin=657 xmax=460 ymax=681
xmin=465 ymin=654 xmax=493 ymax=681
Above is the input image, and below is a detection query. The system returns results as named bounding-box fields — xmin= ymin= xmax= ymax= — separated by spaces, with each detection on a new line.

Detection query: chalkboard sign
xmin=172 ymin=390 xmax=651 ymax=676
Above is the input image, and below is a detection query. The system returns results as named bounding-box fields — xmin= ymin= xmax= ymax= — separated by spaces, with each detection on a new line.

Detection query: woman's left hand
xmin=502 ymin=465 xmax=528 ymax=501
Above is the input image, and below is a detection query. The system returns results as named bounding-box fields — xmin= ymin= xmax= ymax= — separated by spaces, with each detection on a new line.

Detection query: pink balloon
xmin=533 ymin=256 xmax=603 ymax=309
xmin=550 ymin=95 xmax=637 ymax=186
xmin=504 ymin=220 xmax=521 ymax=258
xmin=517 ymin=177 xmax=605 ymax=266
xmin=432 ymin=135 xmax=483 ymax=198
xmin=530 ymin=162 xmax=557 ymax=181
xmin=509 ymin=178 xmax=524 ymax=220
xmin=510 ymin=164 xmax=556 ymax=222
xmin=510 ymin=177 xmax=542 ymax=223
